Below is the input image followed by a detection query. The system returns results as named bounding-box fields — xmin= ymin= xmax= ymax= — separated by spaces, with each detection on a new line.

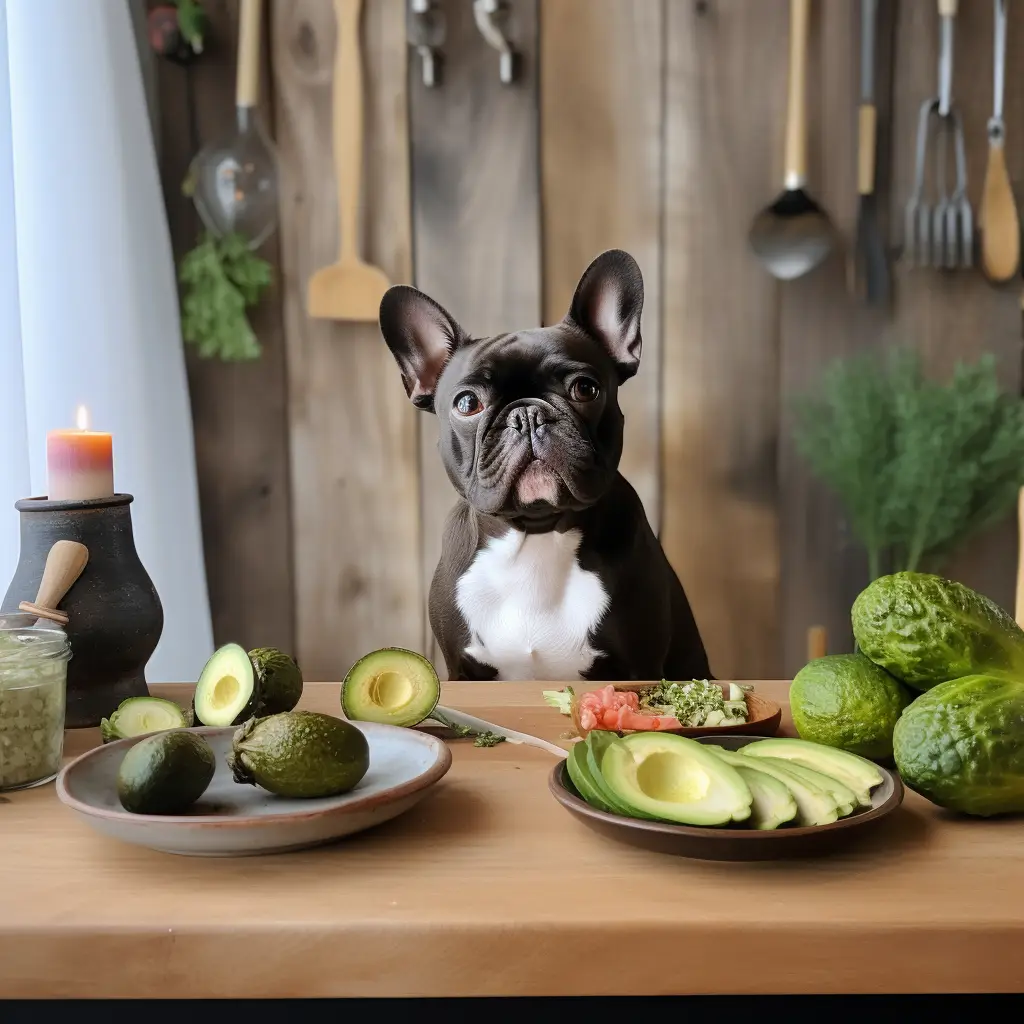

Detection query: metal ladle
xmin=187 ymin=0 xmax=278 ymax=249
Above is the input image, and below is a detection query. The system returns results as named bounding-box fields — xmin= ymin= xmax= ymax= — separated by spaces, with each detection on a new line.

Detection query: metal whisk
xmin=904 ymin=0 xmax=973 ymax=269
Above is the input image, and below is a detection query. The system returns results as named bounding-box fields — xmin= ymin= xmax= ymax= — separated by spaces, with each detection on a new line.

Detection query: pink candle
xmin=46 ymin=406 xmax=114 ymax=501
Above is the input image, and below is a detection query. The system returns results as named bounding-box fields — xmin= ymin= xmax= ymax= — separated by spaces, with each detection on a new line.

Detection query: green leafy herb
xmin=473 ymin=732 xmax=506 ymax=748
xmin=179 ymin=232 xmax=272 ymax=361
xmin=175 ymin=0 xmax=208 ymax=54
xmin=639 ymin=679 xmax=747 ymax=728
xmin=792 ymin=349 xmax=1024 ymax=579
xmin=428 ymin=709 xmax=505 ymax=748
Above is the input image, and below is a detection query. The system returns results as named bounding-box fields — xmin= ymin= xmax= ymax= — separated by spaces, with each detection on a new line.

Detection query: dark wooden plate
xmin=573 ymin=686 xmax=783 ymax=739
xmin=548 ymin=735 xmax=904 ymax=861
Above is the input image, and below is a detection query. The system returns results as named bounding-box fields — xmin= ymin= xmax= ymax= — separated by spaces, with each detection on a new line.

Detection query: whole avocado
xmin=790 ymin=654 xmax=912 ymax=761
xmin=117 ymin=731 xmax=216 ymax=814
xmin=249 ymin=647 xmax=304 ymax=715
xmin=893 ymin=675 xmax=1024 ymax=817
xmin=227 ymin=710 xmax=369 ymax=799
xmin=851 ymin=572 xmax=1024 ymax=691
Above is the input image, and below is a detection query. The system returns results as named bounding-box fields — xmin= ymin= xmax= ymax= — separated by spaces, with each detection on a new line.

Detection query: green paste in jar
xmin=0 ymin=630 xmax=69 ymax=789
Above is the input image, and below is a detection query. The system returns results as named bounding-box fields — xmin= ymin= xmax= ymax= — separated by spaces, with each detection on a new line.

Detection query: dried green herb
xmin=792 ymin=348 xmax=1024 ymax=580
xmin=179 ymin=232 xmax=272 ymax=361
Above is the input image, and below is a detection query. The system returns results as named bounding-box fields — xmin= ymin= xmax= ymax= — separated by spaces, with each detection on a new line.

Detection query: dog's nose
xmin=506 ymin=405 xmax=548 ymax=437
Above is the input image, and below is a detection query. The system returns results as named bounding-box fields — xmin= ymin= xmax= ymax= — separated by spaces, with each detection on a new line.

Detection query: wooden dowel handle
xmin=783 ymin=0 xmax=811 ymax=188
xmin=1015 ymin=488 xmax=1024 ymax=628
xmin=857 ymin=105 xmax=877 ymax=195
xmin=236 ymin=0 xmax=263 ymax=108
xmin=334 ymin=0 xmax=364 ymax=265
xmin=18 ymin=540 xmax=88 ymax=625
xmin=807 ymin=625 xmax=828 ymax=662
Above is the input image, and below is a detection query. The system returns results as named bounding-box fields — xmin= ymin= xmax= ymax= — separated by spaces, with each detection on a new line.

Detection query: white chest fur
xmin=455 ymin=528 xmax=609 ymax=680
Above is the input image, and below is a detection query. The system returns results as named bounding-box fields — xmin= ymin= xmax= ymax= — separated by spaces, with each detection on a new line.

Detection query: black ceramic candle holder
xmin=1 ymin=494 xmax=164 ymax=728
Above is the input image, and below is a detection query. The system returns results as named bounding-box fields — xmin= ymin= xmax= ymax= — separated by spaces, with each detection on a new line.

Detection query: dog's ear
xmin=379 ymin=285 xmax=465 ymax=412
xmin=566 ymin=249 xmax=643 ymax=381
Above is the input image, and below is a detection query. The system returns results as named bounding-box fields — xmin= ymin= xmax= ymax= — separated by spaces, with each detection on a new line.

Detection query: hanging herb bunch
xmin=178 ymin=229 xmax=272 ymax=361
xmin=791 ymin=348 xmax=1024 ymax=581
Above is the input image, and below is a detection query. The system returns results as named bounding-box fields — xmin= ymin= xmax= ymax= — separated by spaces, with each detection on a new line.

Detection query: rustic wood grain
xmin=408 ymin=0 xmax=542 ymax=673
xmin=271 ymin=0 xmax=421 ymax=678
xmin=540 ymin=0 xmax=664 ymax=531
xmin=2 ymin=680 xmax=1024 ymax=998
xmin=660 ymin=0 xmax=786 ymax=680
xmin=155 ymin=0 xmax=294 ymax=654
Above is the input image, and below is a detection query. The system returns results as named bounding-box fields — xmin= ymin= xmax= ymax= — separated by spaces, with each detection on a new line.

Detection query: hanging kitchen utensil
xmin=473 ymin=0 xmax=516 ymax=84
xmin=307 ymin=0 xmax=391 ymax=322
xmin=409 ymin=0 xmax=444 ymax=87
xmin=981 ymin=0 xmax=1019 ymax=283
xmin=18 ymin=541 xmax=89 ymax=627
xmin=904 ymin=0 xmax=972 ymax=270
xmin=187 ymin=0 xmax=278 ymax=250
xmin=749 ymin=0 xmax=835 ymax=280
xmin=850 ymin=0 xmax=890 ymax=305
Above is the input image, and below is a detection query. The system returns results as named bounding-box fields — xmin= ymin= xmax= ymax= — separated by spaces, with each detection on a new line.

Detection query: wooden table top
xmin=1 ymin=679 xmax=1022 ymax=998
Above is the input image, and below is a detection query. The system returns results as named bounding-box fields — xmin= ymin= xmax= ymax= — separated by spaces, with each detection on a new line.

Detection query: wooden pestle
xmin=19 ymin=540 xmax=89 ymax=626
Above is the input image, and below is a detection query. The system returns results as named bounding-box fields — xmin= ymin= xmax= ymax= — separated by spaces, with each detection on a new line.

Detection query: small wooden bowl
xmin=570 ymin=685 xmax=782 ymax=739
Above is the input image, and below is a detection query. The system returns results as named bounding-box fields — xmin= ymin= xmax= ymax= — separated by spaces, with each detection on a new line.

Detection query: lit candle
xmin=46 ymin=405 xmax=114 ymax=501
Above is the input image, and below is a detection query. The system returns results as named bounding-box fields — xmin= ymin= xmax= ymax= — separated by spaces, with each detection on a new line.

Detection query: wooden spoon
xmin=981 ymin=0 xmax=1019 ymax=284
xmin=18 ymin=540 xmax=89 ymax=626
xmin=307 ymin=0 xmax=391 ymax=322
xmin=749 ymin=0 xmax=835 ymax=280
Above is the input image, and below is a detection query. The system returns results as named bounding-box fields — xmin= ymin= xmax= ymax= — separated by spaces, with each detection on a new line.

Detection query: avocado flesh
xmin=249 ymin=647 xmax=303 ymax=715
xmin=566 ymin=741 xmax=615 ymax=813
xmin=100 ymin=696 xmax=190 ymax=744
xmin=228 ymin=710 xmax=370 ymax=799
xmin=117 ymin=731 xmax=215 ymax=815
xmin=728 ymin=762 xmax=798 ymax=830
xmin=194 ymin=643 xmax=260 ymax=727
xmin=741 ymin=737 xmax=881 ymax=805
xmin=342 ymin=648 xmax=440 ymax=728
xmin=755 ymin=757 xmax=858 ymax=817
xmin=584 ymin=731 xmax=654 ymax=818
xmin=709 ymin=746 xmax=840 ymax=827
xmin=601 ymin=732 xmax=752 ymax=826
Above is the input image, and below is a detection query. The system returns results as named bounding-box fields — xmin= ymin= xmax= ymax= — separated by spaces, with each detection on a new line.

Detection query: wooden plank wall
xmin=158 ymin=0 xmax=1024 ymax=682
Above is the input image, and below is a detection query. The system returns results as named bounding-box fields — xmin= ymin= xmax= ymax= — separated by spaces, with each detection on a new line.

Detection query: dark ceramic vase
xmin=1 ymin=494 xmax=163 ymax=728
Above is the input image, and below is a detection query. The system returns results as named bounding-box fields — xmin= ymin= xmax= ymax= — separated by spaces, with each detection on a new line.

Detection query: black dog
xmin=380 ymin=249 xmax=711 ymax=682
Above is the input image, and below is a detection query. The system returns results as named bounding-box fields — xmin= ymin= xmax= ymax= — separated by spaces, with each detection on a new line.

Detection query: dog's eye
xmin=454 ymin=391 xmax=483 ymax=416
xmin=569 ymin=377 xmax=600 ymax=403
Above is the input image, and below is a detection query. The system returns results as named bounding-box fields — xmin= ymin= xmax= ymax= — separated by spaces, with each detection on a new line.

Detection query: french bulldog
xmin=379 ymin=249 xmax=712 ymax=682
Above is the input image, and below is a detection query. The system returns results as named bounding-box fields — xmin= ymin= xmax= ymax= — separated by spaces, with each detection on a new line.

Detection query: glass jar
xmin=0 ymin=614 xmax=72 ymax=791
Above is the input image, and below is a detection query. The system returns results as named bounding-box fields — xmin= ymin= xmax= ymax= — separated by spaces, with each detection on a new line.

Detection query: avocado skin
xmin=117 ymin=731 xmax=216 ymax=815
xmin=249 ymin=648 xmax=304 ymax=715
xmin=228 ymin=710 xmax=370 ymax=799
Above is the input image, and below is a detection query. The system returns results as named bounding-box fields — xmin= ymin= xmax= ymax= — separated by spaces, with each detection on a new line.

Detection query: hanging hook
xmin=473 ymin=0 xmax=516 ymax=84
xmin=409 ymin=0 xmax=444 ymax=87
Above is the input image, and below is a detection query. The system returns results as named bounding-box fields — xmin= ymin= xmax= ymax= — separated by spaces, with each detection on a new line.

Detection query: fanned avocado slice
xmin=100 ymin=696 xmax=191 ymax=744
xmin=342 ymin=648 xmax=439 ymax=727
xmin=249 ymin=647 xmax=303 ymax=715
xmin=193 ymin=643 xmax=260 ymax=727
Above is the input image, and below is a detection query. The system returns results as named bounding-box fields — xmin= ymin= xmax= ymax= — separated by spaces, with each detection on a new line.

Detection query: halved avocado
xmin=601 ymin=732 xmax=753 ymax=826
xmin=565 ymin=740 xmax=615 ymax=813
xmin=249 ymin=647 xmax=303 ymax=715
xmin=100 ymin=696 xmax=191 ymax=744
xmin=193 ymin=643 xmax=260 ymax=727
xmin=711 ymin=746 xmax=839 ymax=827
xmin=342 ymin=648 xmax=439 ymax=727
xmin=584 ymin=731 xmax=655 ymax=819
xmin=740 ymin=737 xmax=881 ymax=807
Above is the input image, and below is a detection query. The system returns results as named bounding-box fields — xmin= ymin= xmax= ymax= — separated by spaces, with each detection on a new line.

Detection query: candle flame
xmin=75 ymin=405 xmax=90 ymax=431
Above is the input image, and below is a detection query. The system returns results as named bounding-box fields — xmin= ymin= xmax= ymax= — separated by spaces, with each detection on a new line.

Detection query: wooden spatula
xmin=18 ymin=540 xmax=89 ymax=626
xmin=307 ymin=0 xmax=390 ymax=322
xmin=806 ymin=625 xmax=828 ymax=662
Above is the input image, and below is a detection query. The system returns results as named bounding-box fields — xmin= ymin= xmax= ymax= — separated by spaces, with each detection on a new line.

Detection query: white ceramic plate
xmin=56 ymin=724 xmax=452 ymax=857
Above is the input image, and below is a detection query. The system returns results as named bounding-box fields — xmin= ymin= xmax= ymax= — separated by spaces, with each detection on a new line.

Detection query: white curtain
xmin=0 ymin=0 xmax=213 ymax=681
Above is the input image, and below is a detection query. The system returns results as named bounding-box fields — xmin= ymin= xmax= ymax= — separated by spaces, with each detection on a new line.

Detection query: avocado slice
xmin=565 ymin=741 xmax=615 ymax=813
xmin=193 ymin=643 xmax=261 ymax=727
xmin=342 ymin=648 xmax=439 ymax=728
xmin=249 ymin=647 xmax=304 ymax=715
xmin=740 ymin=737 xmax=881 ymax=806
xmin=228 ymin=710 xmax=370 ymax=799
xmin=117 ymin=731 xmax=215 ymax=815
xmin=100 ymin=696 xmax=191 ymax=744
xmin=600 ymin=732 xmax=753 ymax=826
xmin=583 ymin=731 xmax=655 ymax=818
xmin=727 ymin=762 xmax=798 ymax=830
xmin=710 ymin=746 xmax=839 ymax=827
xmin=755 ymin=757 xmax=859 ymax=817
